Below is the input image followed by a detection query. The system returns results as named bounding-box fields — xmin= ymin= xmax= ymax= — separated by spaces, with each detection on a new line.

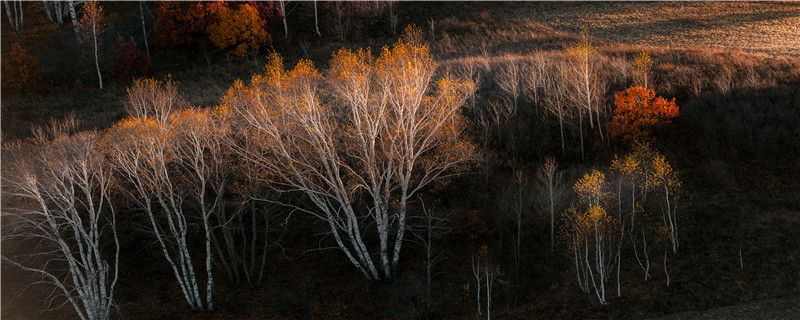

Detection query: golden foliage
xmin=207 ymin=3 xmax=270 ymax=56
xmin=574 ymin=169 xmax=607 ymax=207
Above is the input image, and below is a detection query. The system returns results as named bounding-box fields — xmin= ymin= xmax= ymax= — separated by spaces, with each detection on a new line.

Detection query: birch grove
xmin=103 ymin=82 xmax=216 ymax=310
xmin=221 ymin=28 xmax=476 ymax=281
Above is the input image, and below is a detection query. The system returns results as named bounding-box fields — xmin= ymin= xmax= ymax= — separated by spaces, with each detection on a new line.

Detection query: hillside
xmin=2 ymin=2 xmax=800 ymax=319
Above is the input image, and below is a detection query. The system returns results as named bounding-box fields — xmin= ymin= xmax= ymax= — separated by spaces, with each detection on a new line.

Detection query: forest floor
xmin=651 ymin=295 xmax=800 ymax=320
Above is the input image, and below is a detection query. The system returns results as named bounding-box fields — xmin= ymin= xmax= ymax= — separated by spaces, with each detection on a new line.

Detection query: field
xmin=2 ymin=1 xmax=800 ymax=319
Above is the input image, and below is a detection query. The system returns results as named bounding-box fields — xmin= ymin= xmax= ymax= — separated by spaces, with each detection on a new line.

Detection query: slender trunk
xmin=4 ymin=0 xmax=16 ymax=31
xmin=486 ymin=267 xmax=492 ymax=320
xmin=68 ymin=0 xmax=79 ymax=40
xmin=579 ymin=110 xmax=585 ymax=161
xmin=282 ymin=16 xmax=288 ymax=39
xmin=139 ymin=1 xmax=150 ymax=61
xmin=92 ymin=24 xmax=103 ymax=90
xmin=426 ymin=224 xmax=432 ymax=300
xmin=55 ymin=0 xmax=63 ymax=23
xmin=257 ymin=206 xmax=270 ymax=286
xmin=313 ymin=0 xmax=320 ymax=37
xmin=549 ymin=190 xmax=555 ymax=250
xmin=663 ymin=249 xmax=670 ymax=287
xmin=43 ymin=1 xmax=54 ymax=22
xmin=558 ymin=114 xmax=565 ymax=156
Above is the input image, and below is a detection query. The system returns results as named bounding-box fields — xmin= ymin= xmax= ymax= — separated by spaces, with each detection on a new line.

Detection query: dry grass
xmin=529 ymin=2 xmax=800 ymax=57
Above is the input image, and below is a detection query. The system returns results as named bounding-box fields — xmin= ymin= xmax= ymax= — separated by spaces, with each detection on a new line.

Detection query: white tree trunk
xmin=55 ymin=0 xmax=63 ymax=23
xmin=92 ymin=22 xmax=103 ymax=89
xmin=68 ymin=0 xmax=79 ymax=39
xmin=42 ymin=0 xmax=54 ymax=22
xmin=139 ymin=1 xmax=150 ymax=61
xmin=313 ymin=0 xmax=320 ymax=37
xmin=4 ymin=0 xmax=15 ymax=31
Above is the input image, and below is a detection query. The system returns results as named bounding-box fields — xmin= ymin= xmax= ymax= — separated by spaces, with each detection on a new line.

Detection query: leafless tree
xmin=565 ymin=31 xmax=606 ymax=143
xmin=470 ymin=246 xmax=499 ymax=320
xmin=495 ymin=59 xmax=522 ymax=115
xmin=68 ymin=0 xmax=79 ymax=39
xmin=225 ymin=32 xmax=476 ymax=281
xmin=137 ymin=1 xmax=150 ymax=61
xmin=277 ymin=0 xmax=289 ymax=39
xmin=408 ymin=199 xmax=451 ymax=300
xmin=124 ymin=77 xmax=187 ymax=123
xmin=2 ymin=119 xmax=119 ymax=320
xmin=499 ymin=169 xmax=534 ymax=277
xmin=313 ymin=0 xmax=320 ymax=37
xmin=536 ymin=156 xmax=568 ymax=250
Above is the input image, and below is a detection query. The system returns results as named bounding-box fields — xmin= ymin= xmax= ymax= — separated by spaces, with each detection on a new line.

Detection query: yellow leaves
xmin=634 ymin=51 xmax=653 ymax=70
xmin=574 ymin=169 xmax=606 ymax=206
xmin=562 ymin=204 xmax=618 ymax=246
xmin=649 ymin=152 xmax=680 ymax=190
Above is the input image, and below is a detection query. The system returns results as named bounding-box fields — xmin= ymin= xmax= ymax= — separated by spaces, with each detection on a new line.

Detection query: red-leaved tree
xmin=607 ymin=86 xmax=679 ymax=143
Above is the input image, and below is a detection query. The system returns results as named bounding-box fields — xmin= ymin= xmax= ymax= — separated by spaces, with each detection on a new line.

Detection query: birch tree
xmin=104 ymin=86 xmax=217 ymax=310
xmin=277 ymin=0 xmax=289 ymax=39
xmin=541 ymin=58 xmax=572 ymax=155
xmin=222 ymin=28 xmax=477 ymax=281
xmin=313 ymin=0 xmax=320 ymax=37
xmin=4 ymin=0 xmax=22 ymax=31
xmin=68 ymin=0 xmax=79 ymax=39
xmin=562 ymin=205 xmax=619 ymax=305
xmin=103 ymin=117 xmax=214 ymax=310
xmin=536 ymin=156 xmax=568 ymax=249
xmin=78 ymin=1 xmax=104 ymax=89
xmin=500 ymin=169 xmax=534 ymax=278
xmin=565 ymin=30 xmax=606 ymax=144
xmin=2 ymin=119 xmax=119 ymax=320
xmin=408 ymin=200 xmax=451 ymax=300
xmin=495 ymin=60 xmax=521 ymax=115
xmin=42 ymin=0 xmax=54 ymax=22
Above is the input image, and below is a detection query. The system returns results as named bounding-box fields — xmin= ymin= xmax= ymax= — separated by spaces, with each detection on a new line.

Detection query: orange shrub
xmin=2 ymin=43 xmax=43 ymax=89
xmin=207 ymin=3 xmax=270 ymax=56
xmin=607 ymin=86 xmax=679 ymax=143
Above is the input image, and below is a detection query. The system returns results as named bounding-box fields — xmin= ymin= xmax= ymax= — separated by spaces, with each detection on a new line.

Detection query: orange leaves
xmin=78 ymin=1 xmax=104 ymax=39
xmin=607 ymin=86 xmax=680 ymax=143
xmin=2 ymin=43 xmax=42 ymax=89
xmin=207 ymin=3 xmax=270 ymax=56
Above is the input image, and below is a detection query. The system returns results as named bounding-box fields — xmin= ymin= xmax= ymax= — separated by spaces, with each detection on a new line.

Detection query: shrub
xmin=207 ymin=3 xmax=271 ymax=56
xmin=2 ymin=43 xmax=43 ymax=89
xmin=113 ymin=37 xmax=149 ymax=83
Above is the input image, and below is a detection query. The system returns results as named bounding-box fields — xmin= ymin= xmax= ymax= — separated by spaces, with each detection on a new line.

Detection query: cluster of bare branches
xmin=2 ymin=118 xmax=119 ymax=320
